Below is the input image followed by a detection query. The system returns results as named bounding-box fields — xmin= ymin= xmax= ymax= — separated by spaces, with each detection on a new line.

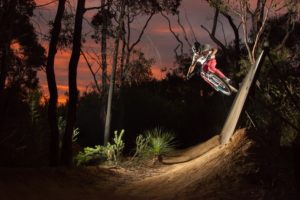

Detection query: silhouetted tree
xmin=46 ymin=0 xmax=67 ymax=166
xmin=61 ymin=0 xmax=86 ymax=166
xmin=0 ymin=0 xmax=45 ymax=122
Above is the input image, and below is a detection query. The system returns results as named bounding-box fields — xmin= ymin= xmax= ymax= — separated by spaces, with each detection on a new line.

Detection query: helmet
xmin=192 ymin=42 xmax=201 ymax=53
xmin=202 ymin=44 xmax=211 ymax=52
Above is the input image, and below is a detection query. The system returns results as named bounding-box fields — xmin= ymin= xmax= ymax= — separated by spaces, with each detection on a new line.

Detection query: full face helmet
xmin=192 ymin=42 xmax=201 ymax=53
xmin=202 ymin=44 xmax=211 ymax=52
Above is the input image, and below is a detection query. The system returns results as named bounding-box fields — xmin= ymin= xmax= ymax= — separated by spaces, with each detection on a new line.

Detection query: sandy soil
xmin=0 ymin=129 xmax=298 ymax=200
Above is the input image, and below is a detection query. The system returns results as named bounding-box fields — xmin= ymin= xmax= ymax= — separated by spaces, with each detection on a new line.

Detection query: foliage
xmin=245 ymin=46 xmax=300 ymax=147
xmin=104 ymin=130 xmax=125 ymax=162
xmin=133 ymin=127 xmax=176 ymax=162
xmin=75 ymin=130 xmax=125 ymax=166
xmin=145 ymin=127 xmax=176 ymax=159
xmin=75 ymin=145 xmax=104 ymax=166
xmin=27 ymin=89 xmax=43 ymax=124
xmin=121 ymin=49 xmax=154 ymax=85
xmin=57 ymin=116 xmax=80 ymax=148
xmin=133 ymin=134 xmax=150 ymax=159
xmin=0 ymin=87 xmax=50 ymax=166
xmin=0 ymin=0 xmax=46 ymax=90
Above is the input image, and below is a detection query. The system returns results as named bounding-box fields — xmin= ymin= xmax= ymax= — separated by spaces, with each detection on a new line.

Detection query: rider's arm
xmin=210 ymin=48 xmax=218 ymax=59
xmin=187 ymin=63 xmax=196 ymax=75
xmin=187 ymin=53 xmax=198 ymax=75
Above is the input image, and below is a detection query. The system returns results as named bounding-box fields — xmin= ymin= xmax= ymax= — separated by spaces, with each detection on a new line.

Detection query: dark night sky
xmin=35 ymin=0 xmax=238 ymax=103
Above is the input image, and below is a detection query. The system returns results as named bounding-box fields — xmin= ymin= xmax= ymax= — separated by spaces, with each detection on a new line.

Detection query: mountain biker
xmin=187 ymin=42 xmax=231 ymax=83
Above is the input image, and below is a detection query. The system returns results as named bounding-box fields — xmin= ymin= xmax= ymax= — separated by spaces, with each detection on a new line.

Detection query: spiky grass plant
xmin=144 ymin=127 xmax=176 ymax=163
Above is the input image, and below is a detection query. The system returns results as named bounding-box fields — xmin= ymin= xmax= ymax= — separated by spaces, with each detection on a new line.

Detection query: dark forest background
xmin=0 ymin=0 xmax=299 ymax=175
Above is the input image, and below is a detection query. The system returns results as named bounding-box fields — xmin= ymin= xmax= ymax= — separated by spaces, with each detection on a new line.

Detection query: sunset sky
xmin=34 ymin=0 xmax=235 ymax=103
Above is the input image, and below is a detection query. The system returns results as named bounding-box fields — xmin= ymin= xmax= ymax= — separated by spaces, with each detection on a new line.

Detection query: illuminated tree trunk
xmin=46 ymin=0 xmax=66 ymax=166
xmin=99 ymin=0 xmax=110 ymax=144
xmin=61 ymin=0 xmax=85 ymax=166
xmin=104 ymin=2 xmax=125 ymax=145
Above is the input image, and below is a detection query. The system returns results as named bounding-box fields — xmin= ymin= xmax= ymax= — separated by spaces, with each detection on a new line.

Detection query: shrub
xmin=103 ymin=130 xmax=125 ymax=163
xmin=74 ymin=130 xmax=125 ymax=166
xmin=134 ymin=127 xmax=176 ymax=163
xmin=75 ymin=145 xmax=104 ymax=166
xmin=132 ymin=134 xmax=150 ymax=160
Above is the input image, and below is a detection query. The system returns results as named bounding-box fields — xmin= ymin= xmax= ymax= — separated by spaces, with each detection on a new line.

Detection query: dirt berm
xmin=0 ymin=129 xmax=298 ymax=200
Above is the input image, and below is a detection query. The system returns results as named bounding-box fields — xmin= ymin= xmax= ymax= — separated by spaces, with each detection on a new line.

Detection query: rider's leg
xmin=207 ymin=59 xmax=231 ymax=83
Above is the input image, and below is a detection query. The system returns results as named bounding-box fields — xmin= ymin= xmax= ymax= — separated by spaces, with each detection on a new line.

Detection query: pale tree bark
xmin=46 ymin=0 xmax=66 ymax=166
xmin=223 ymin=0 xmax=275 ymax=64
xmin=104 ymin=1 xmax=126 ymax=145
xmin=99 ymin=0 xmax=111 ymax=144
xmin=61 ymin=0 xmax=85 ymax=166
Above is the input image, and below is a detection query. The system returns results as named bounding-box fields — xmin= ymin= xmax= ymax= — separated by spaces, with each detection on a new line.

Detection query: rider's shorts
xmin=203 ymin=59 xmax=225 ymax=78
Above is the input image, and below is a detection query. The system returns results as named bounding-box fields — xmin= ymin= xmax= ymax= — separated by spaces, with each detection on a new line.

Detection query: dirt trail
xmin=0 ymin=129 xmax=297 ymax=200
xmin=116 ymin=129 xmax=253 ymax=200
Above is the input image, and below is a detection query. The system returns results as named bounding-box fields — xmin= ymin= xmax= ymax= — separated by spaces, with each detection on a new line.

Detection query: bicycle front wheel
xmin=209 ymin=74 xmax=232 ymax=96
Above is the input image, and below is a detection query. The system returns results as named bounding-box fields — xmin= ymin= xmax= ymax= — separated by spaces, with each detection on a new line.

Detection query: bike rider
xmin=187 ymin=42 xmax=231 ymax=84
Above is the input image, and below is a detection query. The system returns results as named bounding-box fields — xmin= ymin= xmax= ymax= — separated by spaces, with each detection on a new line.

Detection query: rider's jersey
xmin=192 ymin=50 xmax=215 ymax=65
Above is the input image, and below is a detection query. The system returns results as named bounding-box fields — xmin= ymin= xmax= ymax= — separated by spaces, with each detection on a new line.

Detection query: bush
xmin=74 ymin=130 xmax=125 ymax=166
xmin=75 ymin=145 xmax=104 ymax=166
xmin=133 ymin=127 xmax=176 ymax=163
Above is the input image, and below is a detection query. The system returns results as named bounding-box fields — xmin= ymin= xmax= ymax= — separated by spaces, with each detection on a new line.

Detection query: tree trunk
xmin=61 ymin=0 xmax=85 ymax=166
xmin=46 ymin=0 xmax=66 ymax=166
xmin=101 ymin=0 xmax=108 ymax=93
xmin=99 ymin=0 xmax=109 ymax=144
xmin=104 ymin=2 xmax=125 ymax=145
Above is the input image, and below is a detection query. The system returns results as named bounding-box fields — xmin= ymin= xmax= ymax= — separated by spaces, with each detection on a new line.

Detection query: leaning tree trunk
xmin=61 ymin=0 xmax=85 ymax=166
xmin=46 ymin=0 xmax=66 ymax=166
xmin=104 ymin=2 xmax=125 ymax=145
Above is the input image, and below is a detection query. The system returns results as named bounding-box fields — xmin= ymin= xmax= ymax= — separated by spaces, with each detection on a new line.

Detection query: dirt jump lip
xmin=162 ymin=135 xmax=220 ymax=164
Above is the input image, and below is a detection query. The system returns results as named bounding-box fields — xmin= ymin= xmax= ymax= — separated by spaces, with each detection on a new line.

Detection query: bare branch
xmin=211 ymin=8 xmax=219 ymax=36
xmin=200 ymin=8 xmax=227 ymax=53
xmin=80 ymin=49 xmax=101 ymax=93
xmin=176 ymin=13 xmax=192 ymax=47
xmin=217 ymin=20 xmax=227 ymax=46
xmin=184 ymin=10 xmax=197 ymax=42
xmin=129 ymin=12 xmax=154 ymax=50
xmin=201 ymin=24 xmax=227 ymax=52
xmin=251 ymin=0 xmax=273 ymax=60
xmin=161 ymin=11 xmax=183 ymax=55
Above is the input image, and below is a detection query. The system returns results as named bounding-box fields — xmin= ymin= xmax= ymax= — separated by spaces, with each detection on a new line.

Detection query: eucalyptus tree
xmin=61 ymin=0 xmax=86 ymax=166
xmin=102 ymin=0 xmax=182 ymax=144
xmin=45 ymin=0 xmax=67 ymax=166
